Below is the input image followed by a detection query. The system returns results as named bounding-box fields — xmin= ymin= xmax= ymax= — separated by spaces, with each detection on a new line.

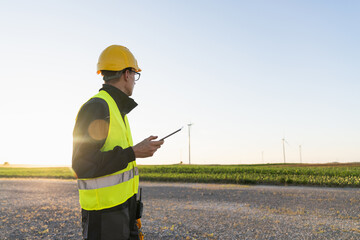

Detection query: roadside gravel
xmin=1 ymin=179 xmax=360 ymax=239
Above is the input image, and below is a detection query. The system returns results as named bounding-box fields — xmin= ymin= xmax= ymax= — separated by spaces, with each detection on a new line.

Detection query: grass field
xmin=1 ymin=163 xmax=360 ymax=187
xmin=0 ymin=167 xmax=75 ymax=179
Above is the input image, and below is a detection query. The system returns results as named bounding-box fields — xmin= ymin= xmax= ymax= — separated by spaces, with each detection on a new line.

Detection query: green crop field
xmin=0 ymin=167 xmax=75 ymax=179
xmin=139 ymin=163 xmax=360 ymax=187
xmin=1 ymin=163 xmax=360 ymax=187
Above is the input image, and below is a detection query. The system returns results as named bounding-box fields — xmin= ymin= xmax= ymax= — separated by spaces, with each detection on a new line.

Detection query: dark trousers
xmin=82 ymin=195 xmax=139 ymax=240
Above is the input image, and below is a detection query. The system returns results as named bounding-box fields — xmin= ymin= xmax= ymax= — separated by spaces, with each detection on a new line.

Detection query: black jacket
xmin=72 ymin=84 xmax=138 ymax=179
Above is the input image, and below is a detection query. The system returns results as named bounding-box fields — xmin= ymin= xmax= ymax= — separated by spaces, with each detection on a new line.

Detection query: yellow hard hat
xmin=97 ymin=45 xmax=141 ymax=74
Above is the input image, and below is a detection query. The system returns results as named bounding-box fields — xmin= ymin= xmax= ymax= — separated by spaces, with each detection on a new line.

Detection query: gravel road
xmin=1 ymin=179 xmax=360 ymax=240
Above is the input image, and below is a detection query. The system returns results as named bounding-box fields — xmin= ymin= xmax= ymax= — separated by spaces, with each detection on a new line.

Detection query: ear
xmin=124 ymin=69 xmax=131 ymax=82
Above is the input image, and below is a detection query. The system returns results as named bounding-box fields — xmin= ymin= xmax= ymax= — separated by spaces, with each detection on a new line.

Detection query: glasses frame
xmin=127 ymin=69 xmax=141 ymax=81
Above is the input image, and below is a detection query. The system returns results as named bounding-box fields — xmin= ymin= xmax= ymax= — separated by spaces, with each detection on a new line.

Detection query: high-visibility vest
xmin=77 ymin=90 xmax=139 ymax=211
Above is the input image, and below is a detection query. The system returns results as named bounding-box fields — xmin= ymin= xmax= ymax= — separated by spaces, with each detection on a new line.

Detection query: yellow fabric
xmin=78 ymin=90 xmax=139 ymax=210
xmin=137 ymin=219 xmax=144 ymax=240
xmin=136 ymin=219 xmax=142 ymax=229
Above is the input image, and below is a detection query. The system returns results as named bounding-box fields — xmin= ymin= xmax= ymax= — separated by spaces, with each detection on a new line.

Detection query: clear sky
xmin=0 ymin=0 xmax=359 ymax=166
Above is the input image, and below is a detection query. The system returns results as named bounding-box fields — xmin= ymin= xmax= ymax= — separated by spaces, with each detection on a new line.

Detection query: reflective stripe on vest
xmin=76 ymin=90 xmax=139 ymax=211
xmin=78 ymin=167 xmax=139 ymax=190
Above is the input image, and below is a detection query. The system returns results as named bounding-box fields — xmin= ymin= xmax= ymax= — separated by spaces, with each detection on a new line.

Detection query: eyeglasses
xmin=129 ymin=69 xmax=141 ymax=81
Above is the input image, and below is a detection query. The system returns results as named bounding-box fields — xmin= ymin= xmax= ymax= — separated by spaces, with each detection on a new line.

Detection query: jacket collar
xmin=100 ymin=84 xmax=138 ymax=115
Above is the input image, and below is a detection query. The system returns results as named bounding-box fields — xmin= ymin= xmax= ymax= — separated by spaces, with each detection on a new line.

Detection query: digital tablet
xmin=159 ymin=127 xmax=183 ymax=141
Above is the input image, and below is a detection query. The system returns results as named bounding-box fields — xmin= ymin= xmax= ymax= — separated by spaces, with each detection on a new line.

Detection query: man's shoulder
xmin=77 ymin=97 xmax=110 ymax=120
xmin=83 ymin=97 xmax=108 ymax=109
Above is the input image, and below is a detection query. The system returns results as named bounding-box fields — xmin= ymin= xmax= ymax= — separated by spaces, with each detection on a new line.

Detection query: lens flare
xmin=88 ymin=119 xmax=109 ymax=141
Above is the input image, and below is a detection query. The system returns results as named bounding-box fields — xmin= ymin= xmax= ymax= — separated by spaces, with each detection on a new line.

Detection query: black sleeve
xmin=72 ymin=98 xmax=136 ymax=178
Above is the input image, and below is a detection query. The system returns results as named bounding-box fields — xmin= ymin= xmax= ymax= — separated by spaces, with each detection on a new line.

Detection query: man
xmin=72 ymin=45 xmax=164 ymax=240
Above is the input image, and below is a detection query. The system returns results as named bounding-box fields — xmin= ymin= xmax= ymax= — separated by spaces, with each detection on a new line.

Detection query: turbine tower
xmin=282 ymin=138 xmax=287 ymax=164
xmin=187 ymin=123 xmax=193 ymax=164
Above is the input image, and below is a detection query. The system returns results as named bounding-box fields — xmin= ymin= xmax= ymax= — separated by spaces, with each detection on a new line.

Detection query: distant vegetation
xmin=139 ymin=163 xmax=360 ymax=187
xmin=1 ymin=163 xmax=360 ymax=187
xmin=0 ymin=167 xmax=75 ymax=179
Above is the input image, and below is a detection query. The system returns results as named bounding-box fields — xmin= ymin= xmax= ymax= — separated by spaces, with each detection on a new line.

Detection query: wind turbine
xmin=282 ymin=138 xmax=289 ymax=164
xmin=187 ymin=123 xmax=193 ymax=164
